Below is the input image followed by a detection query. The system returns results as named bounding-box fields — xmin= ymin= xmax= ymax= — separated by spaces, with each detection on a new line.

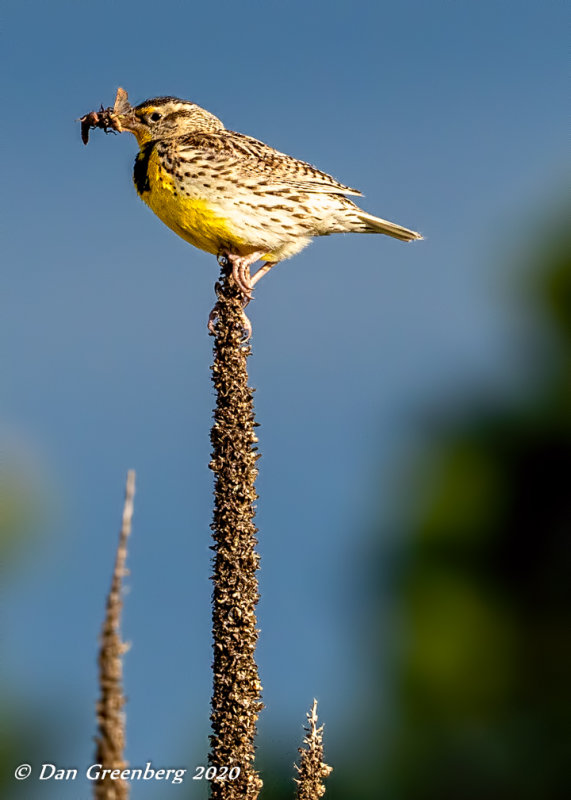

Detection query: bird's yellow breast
xmin=135 ymin=146 xmax=244 ymax=255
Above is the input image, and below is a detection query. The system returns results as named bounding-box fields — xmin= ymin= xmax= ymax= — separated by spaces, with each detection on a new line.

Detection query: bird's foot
xmin=217 ymin=251 xmax=254 ymax=300
xmin=212 ymin=250 xmax=264 ymax=339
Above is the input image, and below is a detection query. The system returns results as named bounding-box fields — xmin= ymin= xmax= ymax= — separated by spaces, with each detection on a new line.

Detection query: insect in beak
xmin=79 ymin=87 xmax=133 ymax=144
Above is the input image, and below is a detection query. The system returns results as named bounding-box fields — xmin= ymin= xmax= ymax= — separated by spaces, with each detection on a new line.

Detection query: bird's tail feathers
xmin=357 ymin=212 xmax=422 ymax=242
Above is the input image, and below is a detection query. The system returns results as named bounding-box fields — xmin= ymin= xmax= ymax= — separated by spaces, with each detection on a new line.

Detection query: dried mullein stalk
xmin=208 ymin=257 xmax=264 ymax=799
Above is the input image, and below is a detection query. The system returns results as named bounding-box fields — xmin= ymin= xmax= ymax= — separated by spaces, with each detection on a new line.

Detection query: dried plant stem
xmin=93 ymin=470 xmax=135 ymax=800
xmin=294 ymin=700 xmax=333 ymax=799
xmin=208 ymin=259 xmax=263 ymax=799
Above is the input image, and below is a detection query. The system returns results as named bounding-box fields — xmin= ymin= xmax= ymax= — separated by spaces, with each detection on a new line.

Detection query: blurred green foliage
xmin=372 ymin=210 xmax=570 ymax=798
xmin=265 ymin=208 xmax=570 ymax=799
xmin=0 ymin=449 xmax=48 ymax=569
xmin=1 ymin=447 xmax=58 ymax=797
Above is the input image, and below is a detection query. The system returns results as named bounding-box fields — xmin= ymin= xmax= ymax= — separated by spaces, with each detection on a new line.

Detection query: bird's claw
xmin=241 ymin=311 xmax=253 ymax=341
xmin=232 ymin=259 xmax=253 ymax=300
xmin=208 ymin=304 xmax=219 ymax=335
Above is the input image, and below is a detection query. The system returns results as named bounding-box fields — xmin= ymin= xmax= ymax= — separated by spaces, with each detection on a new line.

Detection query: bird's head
xmin=113 ymin=89 xmax=224 ymax=145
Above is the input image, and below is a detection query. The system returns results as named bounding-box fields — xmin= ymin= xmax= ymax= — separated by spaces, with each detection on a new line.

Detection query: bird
xmin=97 ymin=89 xmax=421 ymax=330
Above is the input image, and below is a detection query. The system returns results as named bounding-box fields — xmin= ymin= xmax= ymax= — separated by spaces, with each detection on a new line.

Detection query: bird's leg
xmin=250 ymin=261 xmax=277 ymax=287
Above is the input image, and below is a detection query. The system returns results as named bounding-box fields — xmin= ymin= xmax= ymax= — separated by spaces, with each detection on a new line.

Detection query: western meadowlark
xmin=82 ymin=88 xmax=421 ymax=331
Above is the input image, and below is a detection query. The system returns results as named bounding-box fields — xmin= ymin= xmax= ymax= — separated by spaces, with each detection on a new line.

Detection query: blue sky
xmin=2 ymin=1 xmax=567 ymax=797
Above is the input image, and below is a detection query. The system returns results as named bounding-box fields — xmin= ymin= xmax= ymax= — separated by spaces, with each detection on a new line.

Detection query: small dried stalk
xmin=294 ymin=700 xmax=333 ymax=800
xmin=93 ymin=470 xmax=135 ymax=800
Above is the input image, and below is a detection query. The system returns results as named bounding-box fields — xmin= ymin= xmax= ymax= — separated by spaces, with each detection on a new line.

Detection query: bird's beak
xmin=114 ymin=109 xmax=139 ymax=133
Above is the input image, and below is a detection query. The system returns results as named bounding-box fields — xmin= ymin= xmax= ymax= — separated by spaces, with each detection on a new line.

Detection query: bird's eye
xmin=150 ymin=112 xmax=162 ymax=122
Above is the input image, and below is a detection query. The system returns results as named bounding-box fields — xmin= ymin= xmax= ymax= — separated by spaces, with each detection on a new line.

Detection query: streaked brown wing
xmin=176 ymin=131 xmax=363 ymax=196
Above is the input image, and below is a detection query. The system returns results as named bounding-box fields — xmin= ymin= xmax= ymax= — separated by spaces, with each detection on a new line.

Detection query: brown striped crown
xmin=131 ymin=97 xmax=225 ymax=138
